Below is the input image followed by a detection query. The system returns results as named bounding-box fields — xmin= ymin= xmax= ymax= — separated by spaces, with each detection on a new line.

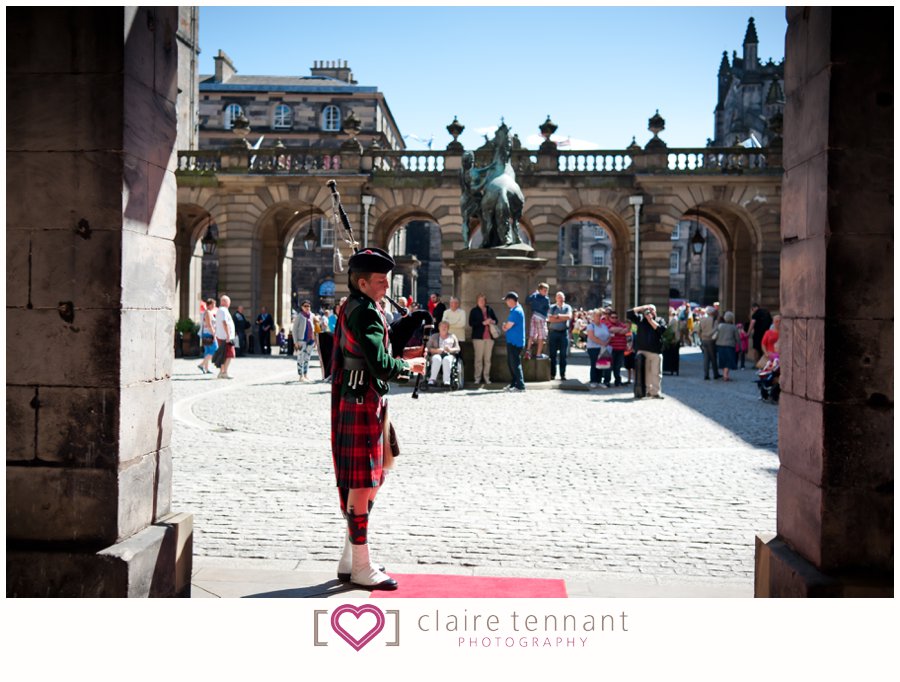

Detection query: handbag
xmin=488 ymin=322 xmax=500 ymax=339
xmin=595 ymin=345 xmax=612 ymax=369
xmin=212 ymin=342 xmax=226 ymax=368
xmin=202 ymin=335 xmax=215 ymax=347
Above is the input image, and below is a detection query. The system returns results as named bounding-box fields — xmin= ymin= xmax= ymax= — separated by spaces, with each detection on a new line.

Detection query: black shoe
xmin=704 ymin=377 xmax=710 ymax=381
xmin=714 ymin=375 xmax=723 ymax=380
xmin=652 ymin=394 xmax=665 ymax=399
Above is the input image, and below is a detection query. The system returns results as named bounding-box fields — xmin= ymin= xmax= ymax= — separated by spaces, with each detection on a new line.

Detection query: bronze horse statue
xmin=460 ymin=123 xmax=524 ymax=248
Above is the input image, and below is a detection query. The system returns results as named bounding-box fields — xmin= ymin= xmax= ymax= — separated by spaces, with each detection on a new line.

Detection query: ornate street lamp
xmin=201 ymin=219 xmax=218 ymax=255
xmin=302 ymin=221 xmax=318 ymax=251
xmin=690 ymin=209 xmax=706 ymax=256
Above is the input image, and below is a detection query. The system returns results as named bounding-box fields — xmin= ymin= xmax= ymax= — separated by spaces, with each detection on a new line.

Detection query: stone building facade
xmin=177 ymin=53 xmax=407 ymax=323
xmin=177 ymin=132 xmax=783 ymax=335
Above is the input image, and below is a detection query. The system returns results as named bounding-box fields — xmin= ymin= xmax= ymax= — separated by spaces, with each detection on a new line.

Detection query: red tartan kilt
xmin=331 ymin=392 xmax=385 ymax=489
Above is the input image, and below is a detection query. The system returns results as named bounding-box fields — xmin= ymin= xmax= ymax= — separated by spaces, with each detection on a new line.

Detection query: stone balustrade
xmin=557 ymin=150 xmax=633 ymax=173
xmin=177 ymin=144 xmax=779 ymax=177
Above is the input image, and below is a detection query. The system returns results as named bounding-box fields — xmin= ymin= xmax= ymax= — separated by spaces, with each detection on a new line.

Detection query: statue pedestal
xmin=448 ymin=245 xmax=550 ymax=384
xmin=446 ymin=244 xmax=547 ymax=310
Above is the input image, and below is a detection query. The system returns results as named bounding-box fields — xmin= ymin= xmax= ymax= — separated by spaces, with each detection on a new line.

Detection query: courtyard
xmin=172 ymin=346 xmax=778 ymax=597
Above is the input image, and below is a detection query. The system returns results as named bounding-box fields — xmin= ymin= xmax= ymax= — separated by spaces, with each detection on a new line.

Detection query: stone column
xmin=636 ymin=200 xmax=675 ymax=312
xmin=6 ymin=7 xmax=192 ymax=597
xmin=755 ymin=7 xmax=893 ymax=597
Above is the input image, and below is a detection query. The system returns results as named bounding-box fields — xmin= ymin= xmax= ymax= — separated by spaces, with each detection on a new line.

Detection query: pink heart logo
xmin=330 ymin=604 xmax=386 ymax=652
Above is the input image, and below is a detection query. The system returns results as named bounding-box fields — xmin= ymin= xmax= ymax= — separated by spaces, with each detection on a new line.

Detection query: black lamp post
xmin=302 ymin=221 xmax=318 ymax=251
xmin=201 ymin=221 xmax=218 ymax=255
xmin=690 ymin=211 xmax=706 ymax=256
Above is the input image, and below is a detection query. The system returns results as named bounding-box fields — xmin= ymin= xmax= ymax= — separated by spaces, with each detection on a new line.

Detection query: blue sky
xmin=199 ymin=5 xmax=787 ymax=151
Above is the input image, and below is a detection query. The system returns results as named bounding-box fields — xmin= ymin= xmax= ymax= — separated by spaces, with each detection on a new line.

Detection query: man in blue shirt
xmin=502 ymin=291 xmax=526 ymax=391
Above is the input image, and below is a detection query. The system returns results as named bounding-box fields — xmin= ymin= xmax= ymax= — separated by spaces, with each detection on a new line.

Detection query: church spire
xmin=744 ymin=17 xmax=759 ymax=45
xmin=718 ymin=51 xmax=731 ymax=76
xmin=743 ymin=17 xmax=759 ymax=71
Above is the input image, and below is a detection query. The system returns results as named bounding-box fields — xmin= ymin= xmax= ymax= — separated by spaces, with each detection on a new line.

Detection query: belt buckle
xmin=355 ymin=396 xmax=364 ymax=405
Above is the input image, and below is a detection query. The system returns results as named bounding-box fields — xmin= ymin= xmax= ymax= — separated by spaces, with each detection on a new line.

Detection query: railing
xmin=557 ymin=151 xmax=633 ymax=173
xmin=370 ymin=150 xmax=445 ymax=174
xmin=666 ymin=147 xmax=770 ymax=173
xmin=248 ymin=150 xmax=342 ymax=173
xmin=176 ymin=145 xmax=777 ymax=178
xmin=177 ymin=152 xmax=221 ymax=174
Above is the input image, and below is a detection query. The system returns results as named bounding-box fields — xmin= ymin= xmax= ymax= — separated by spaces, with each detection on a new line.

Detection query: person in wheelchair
xmin=426 ymin=320 xmax=463 ymax=390
xmin=755 ymin=341 xmax=781 ymax=402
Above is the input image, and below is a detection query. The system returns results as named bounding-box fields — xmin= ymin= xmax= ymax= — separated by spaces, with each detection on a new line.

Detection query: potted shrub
xmin=175 ymin=318 xmax=200 ymax=357
xmin=661 ymin=324 xmax=680 ymax=376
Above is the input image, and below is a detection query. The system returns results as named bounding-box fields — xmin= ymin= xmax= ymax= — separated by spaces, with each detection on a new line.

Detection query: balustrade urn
xmin=446 ymin=115 xmax=464 ymax=152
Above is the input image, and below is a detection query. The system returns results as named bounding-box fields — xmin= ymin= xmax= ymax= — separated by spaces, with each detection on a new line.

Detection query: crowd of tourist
xmin=193 ymin=286 xmax=782 ymax=403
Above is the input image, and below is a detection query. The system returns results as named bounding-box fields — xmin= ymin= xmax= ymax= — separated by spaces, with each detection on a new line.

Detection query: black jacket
xmin=469 ymin=305 xmax=499 ymax=339
xmin=627 ymin=309 xmax=666 ymax=353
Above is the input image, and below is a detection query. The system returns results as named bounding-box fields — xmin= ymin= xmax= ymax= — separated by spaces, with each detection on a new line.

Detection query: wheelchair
xmin=423 ymin=352 xmax=464 ymax=391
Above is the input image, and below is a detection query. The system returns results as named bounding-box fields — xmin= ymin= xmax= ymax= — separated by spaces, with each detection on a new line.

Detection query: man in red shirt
xmin=606 ymin=310 xmax=630 ymax=387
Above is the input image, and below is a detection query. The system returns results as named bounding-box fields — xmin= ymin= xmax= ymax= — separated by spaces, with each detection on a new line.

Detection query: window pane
xmin=224 ymin=103 xmax=243 ymax=130
xmin=670 ymin=250 xmax=681 ymax=273
xmin=274 ymin=104 xmax=292 ymax=129
xmin=320 ymin=217 xmax=334 ymax=247
xmin=323 ymin=105 xmax=341 ymax=131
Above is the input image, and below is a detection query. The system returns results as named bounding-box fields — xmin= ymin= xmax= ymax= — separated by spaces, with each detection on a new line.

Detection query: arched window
xmin=273 ymin=104 xmax=292 ymax=130
xmin=224 ymin=103 xmax=243 ymax=130
xmin=322 ymin=105 xmax=341 ymax=132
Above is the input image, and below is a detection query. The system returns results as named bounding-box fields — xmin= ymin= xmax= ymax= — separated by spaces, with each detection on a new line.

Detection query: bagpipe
xmin=327 ymin=180 xmax=433 ymax=397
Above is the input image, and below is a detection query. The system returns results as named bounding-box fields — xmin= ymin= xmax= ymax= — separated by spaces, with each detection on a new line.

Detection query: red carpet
xmin=369 ymin=574 xmax=568 ymax=598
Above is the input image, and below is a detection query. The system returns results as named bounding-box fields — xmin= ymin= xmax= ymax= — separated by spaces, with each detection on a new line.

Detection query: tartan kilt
xmin=331 ymin=389 xmax=385 ymax=489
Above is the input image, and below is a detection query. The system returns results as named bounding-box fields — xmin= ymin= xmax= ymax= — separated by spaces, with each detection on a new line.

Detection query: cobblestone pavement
xmin=171 ymin=346 xmax=778 ymax=592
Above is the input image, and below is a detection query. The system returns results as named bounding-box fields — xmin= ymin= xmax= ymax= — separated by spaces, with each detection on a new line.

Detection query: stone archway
xmin=555 ymin=210 xmax=630 ymax=311
xmin=175 ymin=203 xmax=219 ymax=324
xmin=252 ymin=201 xmax=329 ymax=334
xmin=373 ymin=205 xmax=445 ymax=305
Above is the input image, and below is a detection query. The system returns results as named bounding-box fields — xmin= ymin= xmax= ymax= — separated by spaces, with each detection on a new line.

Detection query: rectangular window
xmin=671 ymin=222 xmax=682 ymax=240
xmin=592 ymin=248 xmax=606 ymax=266
xmin=670 ymin=249 xmax=681 ymax=274
xmin=319 ymin=217 xmax=334 ymax=248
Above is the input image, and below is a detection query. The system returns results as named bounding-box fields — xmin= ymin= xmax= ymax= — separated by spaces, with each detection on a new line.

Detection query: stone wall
xmin=6 ymin=6 xmax=192 ymax=597
xmin=756 ymin=6 xmax=893 ymax=597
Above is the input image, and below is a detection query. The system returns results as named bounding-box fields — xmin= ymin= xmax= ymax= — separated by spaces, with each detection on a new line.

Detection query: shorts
xmin=624 ymin=353 xmax=635 ymax=370
xmin=529 ymin=314 xmax=548 ymax=340
xmin=202 ymin=333 xmax=218 ymax=356
xmin=218 ymin=338 xmax=236 ymax=359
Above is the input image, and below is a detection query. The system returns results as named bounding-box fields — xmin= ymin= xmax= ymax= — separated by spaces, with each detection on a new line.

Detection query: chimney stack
xmin=310 ymin=59 xmax=356 ymax=84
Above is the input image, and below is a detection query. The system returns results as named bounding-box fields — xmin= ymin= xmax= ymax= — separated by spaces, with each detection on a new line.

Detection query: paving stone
xmin=171 ymin=347 xmax=777 ymax=584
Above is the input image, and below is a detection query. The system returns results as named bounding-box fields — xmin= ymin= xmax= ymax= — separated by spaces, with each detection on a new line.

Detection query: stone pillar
xmin=755 ymin=7 xmax=893 ymax=597
xmin=6 ymin=7 xmax=192 ymax=597
xmin=636 ymin=200 xmax=675 ymax=313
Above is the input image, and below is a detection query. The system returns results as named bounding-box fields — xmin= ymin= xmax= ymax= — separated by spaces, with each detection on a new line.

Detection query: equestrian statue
xmin=459 ymin=122 xmax=525 ymax=249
